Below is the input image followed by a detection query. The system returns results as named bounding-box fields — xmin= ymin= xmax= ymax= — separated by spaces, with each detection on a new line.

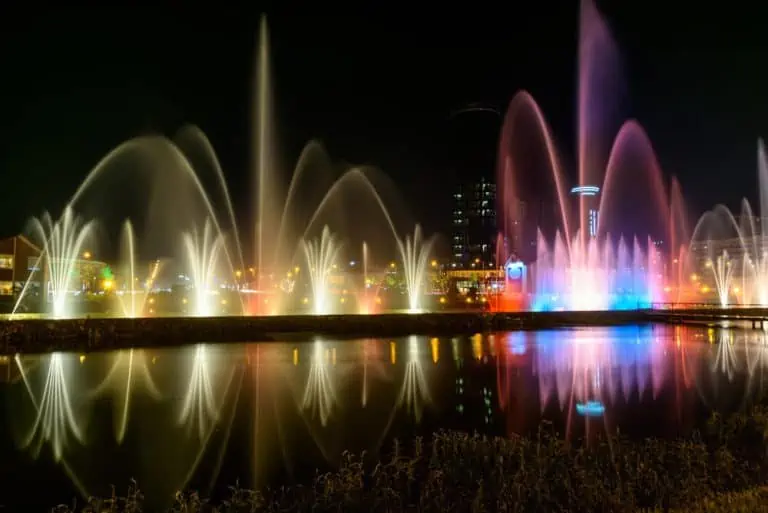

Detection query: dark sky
xmin=0 ymin=3 xmax=766 ymax=246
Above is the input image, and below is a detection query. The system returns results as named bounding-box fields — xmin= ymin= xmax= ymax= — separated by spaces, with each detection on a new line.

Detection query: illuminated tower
xmin=570 ymin=185 xmax=600 ymax=238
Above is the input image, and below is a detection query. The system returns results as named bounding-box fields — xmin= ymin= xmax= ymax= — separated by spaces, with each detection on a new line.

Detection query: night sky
xmin=0 ymin=3 xmax=766 ymax=248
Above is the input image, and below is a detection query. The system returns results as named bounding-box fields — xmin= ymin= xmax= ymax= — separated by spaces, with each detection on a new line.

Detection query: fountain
xmin=689 ymin=139 xmax=768 ymax=307
xmin=4 ymin=4 xmax=715 ymax=319
xmin=396 ymin=226 xmax=435 ymax=312
xmin=6 ymin=12 xmax=436 ymax=320
xmin=14 ymin=208 xmax=95 ymax=319
xmin=495 ymin=0 xmax=679 ymax=311
xmin=182 ymin=219 xmax=226 ymax=317
xmin=302 ymin=226 xmax=342 ymax=315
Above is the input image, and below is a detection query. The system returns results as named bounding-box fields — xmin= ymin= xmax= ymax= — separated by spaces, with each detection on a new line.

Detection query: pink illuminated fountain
xmin=496 ymin=0 xmax=689 ymax=311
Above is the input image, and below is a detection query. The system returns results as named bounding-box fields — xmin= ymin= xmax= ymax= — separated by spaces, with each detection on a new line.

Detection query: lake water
xmin=0 ymin=323 xmax=765 ymax=510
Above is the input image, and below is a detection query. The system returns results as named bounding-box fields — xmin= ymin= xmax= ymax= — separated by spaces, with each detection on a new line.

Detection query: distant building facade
xmin=451 ymin=177 xmax=497 ymax=268
xmin=445 ymin=103 xmax=501 ymax=269
xmin=0 ymin=235 xmax=43 ymax=311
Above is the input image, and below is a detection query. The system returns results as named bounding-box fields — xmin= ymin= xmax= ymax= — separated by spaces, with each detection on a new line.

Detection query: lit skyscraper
xmin=570 ymin=185 xmax=600 ymax=238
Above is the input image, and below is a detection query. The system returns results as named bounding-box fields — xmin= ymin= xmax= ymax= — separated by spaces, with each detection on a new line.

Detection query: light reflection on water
xmin=1 ymin=324 xmax=767 ymax=510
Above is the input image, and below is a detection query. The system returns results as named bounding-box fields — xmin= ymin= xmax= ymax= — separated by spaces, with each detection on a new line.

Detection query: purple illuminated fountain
xmin=496 ymin=0 xmax=686 ymax=311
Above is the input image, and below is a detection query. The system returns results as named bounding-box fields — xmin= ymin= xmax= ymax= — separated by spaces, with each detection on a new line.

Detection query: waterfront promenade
xmin=1 ymin=306 xmax=767 ymax=354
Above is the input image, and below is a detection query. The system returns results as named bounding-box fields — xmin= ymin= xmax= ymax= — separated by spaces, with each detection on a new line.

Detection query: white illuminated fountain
xmin=183 ymin=218 xmax=226 ymax=317
xmin=116 ymin=220 xmax=160 ymax=318
xmin=11 ymin=15 xmax=430 ymax=319
xmin=14 ymin=208 xmax=95 ymax=319
xmin=396 ymin=226 xmax=435 ymax=313
xmin=302 ymin=226 xmax=342 ymax=315
xmin=690 ymin=139 xmax=768 ymax=307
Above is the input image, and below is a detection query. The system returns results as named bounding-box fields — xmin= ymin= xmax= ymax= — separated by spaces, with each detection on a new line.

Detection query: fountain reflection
xmin=6 ymin=327 xmax=768 ymax=510
xmin=16 ymin=353 xmax=84 ymax=461
xmin=91 ymin=348 xmax=160 ymax=444
xmin=301 ymin=340 xmax=337 ymax=425
xmin=396 ymin=336 xmax=432 ymax=422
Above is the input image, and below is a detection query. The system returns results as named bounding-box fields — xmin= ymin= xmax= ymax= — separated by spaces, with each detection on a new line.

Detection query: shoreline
xmin=0 ymin=307 xmax=764 ymax=354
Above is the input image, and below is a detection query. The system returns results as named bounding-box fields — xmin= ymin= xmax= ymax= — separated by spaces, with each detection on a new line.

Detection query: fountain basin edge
xmin=0 ymin=309 xmax=756 ymax=355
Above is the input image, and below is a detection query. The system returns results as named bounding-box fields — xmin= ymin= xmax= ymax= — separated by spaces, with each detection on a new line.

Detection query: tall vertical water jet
xmin=17 ymin=208 xmax=95 ymax=318
xmin=116 ymin=220 xmax=158 ymax=318
xmin=302 ymin=226 xmax=342 ymax=315
xmin=183 ymin=219 xmax=225 ymax=317
xmin=576 ymin=0 xmax=622 ymax=248
xmin=397 ymin=226 xmax=435 ymax=312
xmin=253 ymin=15 xmax=277 ymax=289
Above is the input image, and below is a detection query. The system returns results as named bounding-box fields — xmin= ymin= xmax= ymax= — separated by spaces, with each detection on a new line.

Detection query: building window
xmin=0 ymin=281 xmax=12 ymax=295
xmin=27 ymin=256 xmax=41 ymax=271
xmin=0 ymin=255 xmax=12 ymax=269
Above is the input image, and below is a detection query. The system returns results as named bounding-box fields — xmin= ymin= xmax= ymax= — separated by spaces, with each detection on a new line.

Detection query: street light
xmin=83 ymin=251 xmax=92 ymax=260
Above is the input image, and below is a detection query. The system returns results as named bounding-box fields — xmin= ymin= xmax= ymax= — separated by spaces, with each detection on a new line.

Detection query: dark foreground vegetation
xmin=48 ymin=407 xmax=768 ymax=512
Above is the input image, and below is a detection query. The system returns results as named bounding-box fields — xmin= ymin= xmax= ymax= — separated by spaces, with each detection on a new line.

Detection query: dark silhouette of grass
xmin=47 ymin=406 xmax=768 ymax=512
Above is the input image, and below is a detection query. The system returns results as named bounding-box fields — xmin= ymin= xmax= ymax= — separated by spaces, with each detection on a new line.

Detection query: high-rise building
xmin=451 ymin=177 xmax=497 ymax=268
xmin=571 ymin=185 xmax=600 ymax=238
xmin=444 ymin=103 xmax=501 ymax=269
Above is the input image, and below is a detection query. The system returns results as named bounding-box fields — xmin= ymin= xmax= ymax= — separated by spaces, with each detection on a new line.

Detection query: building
xmin=451 ymin=177 xmax=497 ymax=268
xmin=0 ymin=235 xmax=43 ymax=311
xmin=571 ymin=185 xmax=600 ymax=238
xmin=445 ymin=103 xmax=501 ymax=269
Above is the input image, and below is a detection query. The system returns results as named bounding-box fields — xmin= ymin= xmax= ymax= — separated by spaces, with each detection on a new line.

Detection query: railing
xmin=650 ymin=302 xmax=768 ymax=311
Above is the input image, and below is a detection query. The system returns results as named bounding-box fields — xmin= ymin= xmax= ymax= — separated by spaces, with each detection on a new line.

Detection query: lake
xmin=0 ymin=323 xmax=764 ymax=510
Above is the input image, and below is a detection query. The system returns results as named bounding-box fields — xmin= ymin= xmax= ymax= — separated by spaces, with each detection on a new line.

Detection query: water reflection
xmin=5 ymin=325 xmax=768 ymax=510
xmin=16 ymin=352 xmax=84 ymax=461
xmin=91 ymin=348 xmax=161 ymax=443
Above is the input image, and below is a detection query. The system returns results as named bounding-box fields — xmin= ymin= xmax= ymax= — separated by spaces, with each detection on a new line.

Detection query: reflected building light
xmin=576 ymin=400 xmax=605 ymax=417
xmin=482 ymin=387 xmax=493 ymax=425
xmin=301 ymin=341 xmax=336 ymax=426
xmin=390 ymin=341 xmax=397 ymax=365
xmin=16 ymin=353 xmax=84 ymax=461
xmin=430 ymin=338 xmax=439 ymax=364
xmin=179 ymin=345 xmax=219 ymax=439
xmin=471 ymin=334 xmax=483 ymax=361
xmin=456 ymin=377 xmax=464 ymax=415
xmin=451 ymin=338 xmax=460 ymax=363
xmin=293 ymin=348 xmax=299 ymax=366
xmin=91 ymin=348 xmax=161 ymax=444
